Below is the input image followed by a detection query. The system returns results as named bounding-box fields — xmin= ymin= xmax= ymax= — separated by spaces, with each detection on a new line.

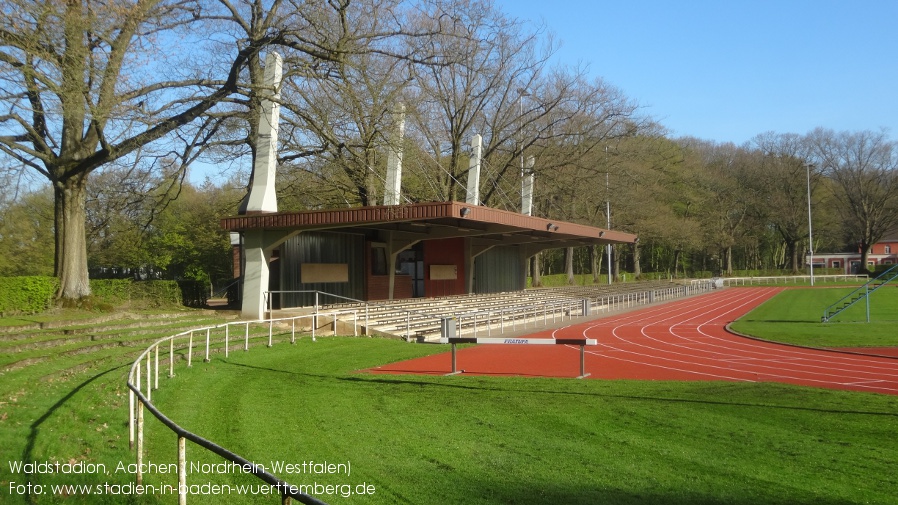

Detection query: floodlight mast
xmin=605 ymin=146 xmax=612 ymax=285
xmin=606 ymin=170 xmax=612 ymax=285
xmin=806 ymin=163 xmax=815 ymax=286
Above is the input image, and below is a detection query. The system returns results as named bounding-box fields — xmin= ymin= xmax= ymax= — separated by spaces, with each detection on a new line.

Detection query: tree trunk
xmin=54 ymin=174 xmax=92 ymax=300
xmin=613 ymin=246 xmax=620 ymax=281
xmin=788 ymin=240 xmax=800 ymax=273
xmin=565 ymin=247 xmax=574 ymax=284
xmin=672 ymin=249 xmax=681 ymax=278
xmin=725 ymin=245 xmax=733 ymax=276
xmin=632 ymin=242 xmax=641 ymax=278
xmin=530 ymin=254 xmax=541 ymax=287
xmin=860 ymin=241 xmax=872 ymax=275
xmin=591 ymin=245 xmax=601 ymax=283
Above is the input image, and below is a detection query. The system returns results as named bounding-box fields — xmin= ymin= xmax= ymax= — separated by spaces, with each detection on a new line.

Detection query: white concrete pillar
xmin=522 ymin=155 xmax=535 ymax=216
xmin=466 ymin=134 xmax=482 ymax=205
xmin=241 ymin=230 xmax=271 ymax=320
xmin=245 ymin=52 xmax=283 ymax=213
xmin=384 ymin=104 xmax=406 ymax=206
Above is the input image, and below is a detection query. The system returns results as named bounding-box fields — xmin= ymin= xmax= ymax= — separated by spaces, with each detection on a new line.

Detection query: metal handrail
xmin=126 ymin=311 xmax=366 ymax=504
xmin=211 ymin=278 xmax=241 ymax=300
xmin=280 ymin=283 xmax=716 ymax=340
xmin=822 ymin=265 xmax=898 ymax=322
xmin=718 ymin=274 xmax=866 ymax=286
xmin=265 ymin=290 xmax=449 ymax=341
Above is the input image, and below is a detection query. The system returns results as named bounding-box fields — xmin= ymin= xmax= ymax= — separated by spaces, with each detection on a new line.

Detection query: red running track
xmin=369 ymin=287 xmax=898 ymax=395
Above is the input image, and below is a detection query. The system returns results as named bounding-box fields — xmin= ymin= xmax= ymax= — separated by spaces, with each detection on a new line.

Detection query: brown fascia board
xmin=220 ymin=201 xmax=637 ymax=245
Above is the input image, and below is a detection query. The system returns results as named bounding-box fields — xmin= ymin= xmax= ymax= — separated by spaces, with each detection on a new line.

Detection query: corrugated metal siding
xmin=281 ymin=232 xmax=365 ymax=306
xmin=474 ymin=246 xmax=525 ymax=294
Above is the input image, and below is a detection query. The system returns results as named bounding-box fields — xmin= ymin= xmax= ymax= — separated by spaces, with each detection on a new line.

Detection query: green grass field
xmin=730 ymin=286 xmax=898 ymax=348
xmin=142 ymin=339 xmax=898 ymax=505
xmin=2 ymin=288 xmax=897 ymax=505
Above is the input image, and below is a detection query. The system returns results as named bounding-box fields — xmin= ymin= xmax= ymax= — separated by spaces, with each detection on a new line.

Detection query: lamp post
xmin=606 ymin=170 xmax=612 ymax=285
xmin=806 ymin=163 xmax=815 ymax=286
xmin=605 ymin=146 xmax=612 ymax=285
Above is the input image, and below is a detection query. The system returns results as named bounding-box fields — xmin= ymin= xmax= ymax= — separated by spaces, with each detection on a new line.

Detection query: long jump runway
xmin=369 ymin=287 xmax=898 ymax=395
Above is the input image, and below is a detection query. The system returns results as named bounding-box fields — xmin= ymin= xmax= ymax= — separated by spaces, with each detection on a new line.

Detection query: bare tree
xmin=0 ymin=0 xmax=462 ymax=300
xmin=808 ymin=128 xmax=898 ymax=272
xmin=274 ymin=49 xmax=412 ymax=207
xmin=0 ymin=0 xmax=270 ymax=299
xmin=405 ymin=1 xmax=547 ymax=203
xmin=745 ymin=132 xmax=818 ymax=272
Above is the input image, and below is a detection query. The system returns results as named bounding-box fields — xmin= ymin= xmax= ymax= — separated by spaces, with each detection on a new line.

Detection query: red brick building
xmin=808 ymin=238 xmax=898 ymax=274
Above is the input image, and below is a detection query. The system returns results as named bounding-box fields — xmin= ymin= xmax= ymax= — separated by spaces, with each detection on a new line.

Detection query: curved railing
xmin=126 ymin=312 xmax=362 ymax=504
xmin=127 ymin=281 xmax=718 ymax=503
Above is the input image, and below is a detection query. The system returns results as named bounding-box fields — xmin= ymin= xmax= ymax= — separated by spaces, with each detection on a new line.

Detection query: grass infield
xmin=730 ymin=285 xmax=898 ymax=348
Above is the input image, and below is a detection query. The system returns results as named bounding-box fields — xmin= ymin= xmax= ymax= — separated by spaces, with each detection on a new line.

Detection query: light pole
xmin=806 ymin=163 xmax=815 ymax=286
xmin=605 ymin=146 xmax=612 ymax=284
xmin=606 ymin=170 xmax=612 ymax=285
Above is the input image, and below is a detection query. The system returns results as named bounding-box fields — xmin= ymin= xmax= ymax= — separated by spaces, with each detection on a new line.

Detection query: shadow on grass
xmin=222 ymin=360 xmax=898 ymax=419
xmin=22 ymin=364 xmax=128 ymax=462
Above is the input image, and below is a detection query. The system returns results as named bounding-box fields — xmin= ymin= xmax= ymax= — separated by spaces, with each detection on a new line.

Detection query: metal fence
xmin=126 ymin=312 xmax=371 ymax=504
xmin=268 ymin=282 xmax=717 ymax=341
xmin=716 ymin=274 xmax=867 ymax=286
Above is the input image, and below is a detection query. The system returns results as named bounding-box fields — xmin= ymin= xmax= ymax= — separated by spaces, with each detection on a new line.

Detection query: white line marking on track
xmin=553 ymin=287 xmax=898 ymax=394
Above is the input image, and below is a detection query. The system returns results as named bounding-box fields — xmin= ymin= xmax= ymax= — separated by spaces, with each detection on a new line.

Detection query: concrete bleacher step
xmin=0 ymin=312 xmax=239 ymax=376
xmin=309 ymin=281 xmax=695 ymax=340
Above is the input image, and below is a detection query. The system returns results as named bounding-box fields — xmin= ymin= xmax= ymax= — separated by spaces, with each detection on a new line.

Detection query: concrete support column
xmin=241 ymin=230 xmax=272 ymax=320
xmin=522 ymin=156 xmax=535 ymax=216
xmin=245 ymin=52 xmax=282 ymax=213
xmin=384 ymin=105 xmax=406 ymax=206
xmin=519 ymin=248 xmax=531 ymax=290
xmin=466 ymin=134 xmax=482 ymax=205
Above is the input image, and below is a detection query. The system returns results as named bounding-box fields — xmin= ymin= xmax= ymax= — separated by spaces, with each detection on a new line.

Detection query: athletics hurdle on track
xmin=439 ymin=337 xmax=598 ymax=379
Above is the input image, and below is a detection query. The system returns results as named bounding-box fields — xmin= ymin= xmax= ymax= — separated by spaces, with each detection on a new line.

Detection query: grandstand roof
xmin=221 ymin=201 xmax=636 ymax=249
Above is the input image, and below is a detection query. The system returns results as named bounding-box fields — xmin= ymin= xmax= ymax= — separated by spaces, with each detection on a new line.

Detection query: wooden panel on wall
xmin=430 ymin=264 xmax=458 ymax=280
xmin=423 ymin=238 xmax=466 ymax=297
xmin=301 ymin=263 xmax=349 ymax=283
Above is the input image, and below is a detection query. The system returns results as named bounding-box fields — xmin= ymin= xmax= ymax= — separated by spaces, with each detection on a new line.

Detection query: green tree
xmin=1 ymin=0 xmax=449 ymax=301
xmin=0 ymin=188 xmax=54 ymax=276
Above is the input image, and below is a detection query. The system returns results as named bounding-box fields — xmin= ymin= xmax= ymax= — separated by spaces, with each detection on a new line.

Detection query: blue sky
xmin=499 ymin=0 xmax=898 ymax=145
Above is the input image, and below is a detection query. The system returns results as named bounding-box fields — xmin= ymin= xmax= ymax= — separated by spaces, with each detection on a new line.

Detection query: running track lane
xmin=368 ymin=288 xmax=898 ymax=395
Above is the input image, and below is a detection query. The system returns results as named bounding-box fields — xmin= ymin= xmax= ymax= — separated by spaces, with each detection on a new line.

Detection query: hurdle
xmin=438 ymin=337 xmax=598 ymax=379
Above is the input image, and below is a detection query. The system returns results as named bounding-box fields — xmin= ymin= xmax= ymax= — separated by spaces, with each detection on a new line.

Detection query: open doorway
xmin=396 ymin=243 xmax=425 ymax=297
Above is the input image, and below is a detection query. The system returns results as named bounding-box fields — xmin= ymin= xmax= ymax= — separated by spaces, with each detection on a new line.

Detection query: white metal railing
xmin=282 ymin=283 xmax=718 ymax=341
xmin=715 ymin=274 xmax=866 ymax=286
xmin=126 ymin=309 xmax=369 ymax=505
xmin=455 ymin=299 xmax=583 ymax=338
xmin=444 ymin=281 xmax=715 ymax=340
xmin=265 ymin=290 xmax=446 ymax=342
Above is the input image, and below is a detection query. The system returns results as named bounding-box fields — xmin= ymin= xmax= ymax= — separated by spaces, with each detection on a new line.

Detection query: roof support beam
xmin=385 ymin=231 xmax=420 ymax=300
